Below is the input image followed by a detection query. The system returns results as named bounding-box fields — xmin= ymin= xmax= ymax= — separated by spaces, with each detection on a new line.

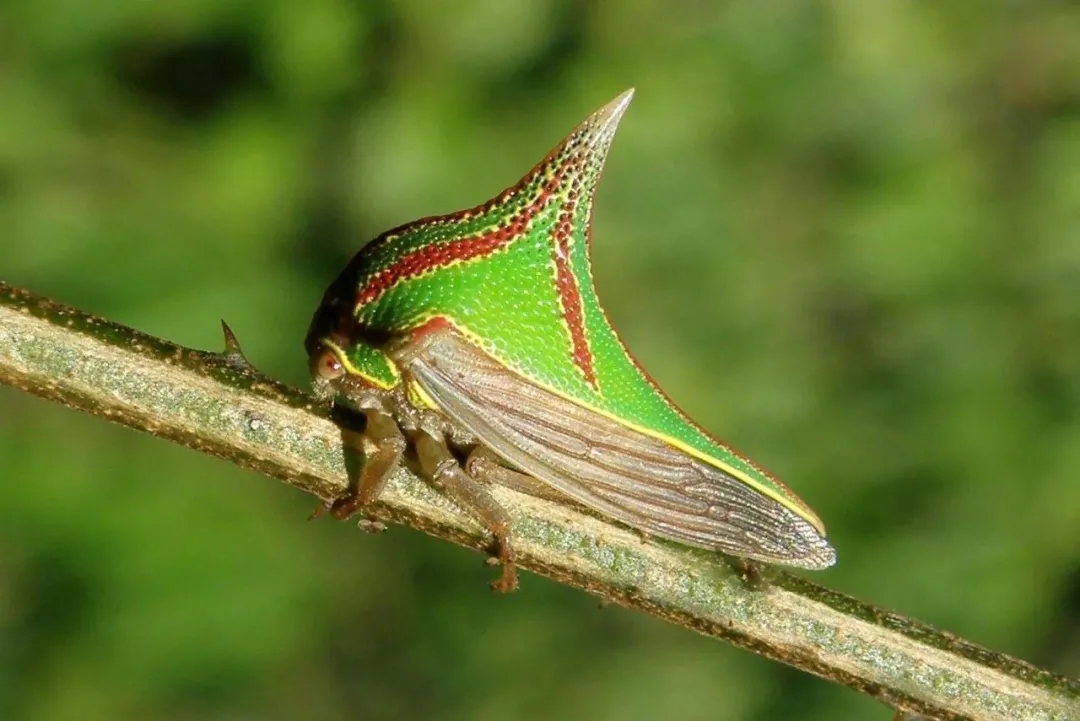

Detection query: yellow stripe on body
xmin=321 ymin=338 xmax=401 ymax=391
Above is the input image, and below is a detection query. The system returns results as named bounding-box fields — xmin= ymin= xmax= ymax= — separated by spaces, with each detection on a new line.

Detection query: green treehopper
xmin=305 ymin=89 xmax=835 ymax=591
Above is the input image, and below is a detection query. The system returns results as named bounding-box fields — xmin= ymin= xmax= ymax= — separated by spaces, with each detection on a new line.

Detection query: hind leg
xmin=464 ymin=446 xmax=573 ymax=504
xmin=415 ymin=432 xmax=519 ymax=592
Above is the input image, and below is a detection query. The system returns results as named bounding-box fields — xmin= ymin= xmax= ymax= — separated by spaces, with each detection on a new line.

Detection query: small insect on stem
xmin=305 ymin=89 xmax=836 ymax=591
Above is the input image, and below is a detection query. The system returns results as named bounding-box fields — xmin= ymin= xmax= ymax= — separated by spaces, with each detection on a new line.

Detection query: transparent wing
xmin=403 ymin=329 xmax=835 ymax=569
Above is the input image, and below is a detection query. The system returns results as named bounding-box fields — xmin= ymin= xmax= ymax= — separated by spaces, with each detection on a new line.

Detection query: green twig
xmin=1 ymin=280 xmax=1076 ymax=721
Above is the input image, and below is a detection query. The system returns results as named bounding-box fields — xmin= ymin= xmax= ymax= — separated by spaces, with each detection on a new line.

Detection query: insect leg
xmin=414 ymin=431 xmax=519 ymax=592
xmin=464 ymin=446 xmax=571 ymax=504
xmin=326 ymin=410 xmax=407 ymax=521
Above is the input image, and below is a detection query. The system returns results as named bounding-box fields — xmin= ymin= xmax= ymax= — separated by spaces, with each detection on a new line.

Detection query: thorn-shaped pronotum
xmin=304 ymin=89 xmax=835 ymax=591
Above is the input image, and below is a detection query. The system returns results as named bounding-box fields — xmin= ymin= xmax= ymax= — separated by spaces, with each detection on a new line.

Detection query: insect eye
xmin=315 ymin=349 xmax=345 ymax=380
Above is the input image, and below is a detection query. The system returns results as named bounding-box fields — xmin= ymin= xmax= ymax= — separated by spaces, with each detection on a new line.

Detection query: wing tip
xmin=783 ymin=517 xmax=837 ymax=570
xmin=792 ymin=541 xmax=838 ymax=570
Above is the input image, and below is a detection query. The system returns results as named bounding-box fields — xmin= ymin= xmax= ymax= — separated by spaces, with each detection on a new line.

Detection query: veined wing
xmin=400 ymin=327 xmax=836 ymax=569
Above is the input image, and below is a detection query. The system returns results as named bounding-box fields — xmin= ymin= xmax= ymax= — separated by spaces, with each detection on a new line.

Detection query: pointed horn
xmin=581 ymin=88 xmax=635 ymax=149
xmin=559 ymin=88 xmax=635 ymax=162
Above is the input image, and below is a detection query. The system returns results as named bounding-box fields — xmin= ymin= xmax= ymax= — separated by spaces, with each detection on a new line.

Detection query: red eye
xmin=315 ymin=349 xmax=345 ymax=380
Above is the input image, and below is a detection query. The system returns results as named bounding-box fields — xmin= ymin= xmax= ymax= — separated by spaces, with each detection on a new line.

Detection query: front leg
xmin=414 ymin=431 xmax=519 ymax=592
xmin=318 ymin=409 xmax=407 ymax=523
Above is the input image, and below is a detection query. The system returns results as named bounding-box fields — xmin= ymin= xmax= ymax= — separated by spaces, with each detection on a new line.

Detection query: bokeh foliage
xmin=2 ymin=1 xmax=1079 ymax=719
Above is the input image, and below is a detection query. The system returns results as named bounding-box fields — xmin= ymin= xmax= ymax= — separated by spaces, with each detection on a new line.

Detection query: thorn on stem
xmin=218 ymin=320 xmax=258 ymax=372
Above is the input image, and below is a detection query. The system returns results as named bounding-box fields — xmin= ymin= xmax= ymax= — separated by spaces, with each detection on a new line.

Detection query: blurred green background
xmin=2 ymin=1 xmax=1079 ymax=719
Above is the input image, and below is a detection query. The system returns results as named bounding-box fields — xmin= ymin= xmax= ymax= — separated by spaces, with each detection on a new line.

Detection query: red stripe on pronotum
xmin=355 ymin=171 xmax=566 ymax=309
xmin=356 ymin=230 xmax=512 ymax=307
xmin=552 ymin=195 xmax=598 ymax=390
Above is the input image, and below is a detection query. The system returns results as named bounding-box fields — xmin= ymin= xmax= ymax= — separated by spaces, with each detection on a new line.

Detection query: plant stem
xmin=1 ymin=280 xmax=1076 ymax=721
